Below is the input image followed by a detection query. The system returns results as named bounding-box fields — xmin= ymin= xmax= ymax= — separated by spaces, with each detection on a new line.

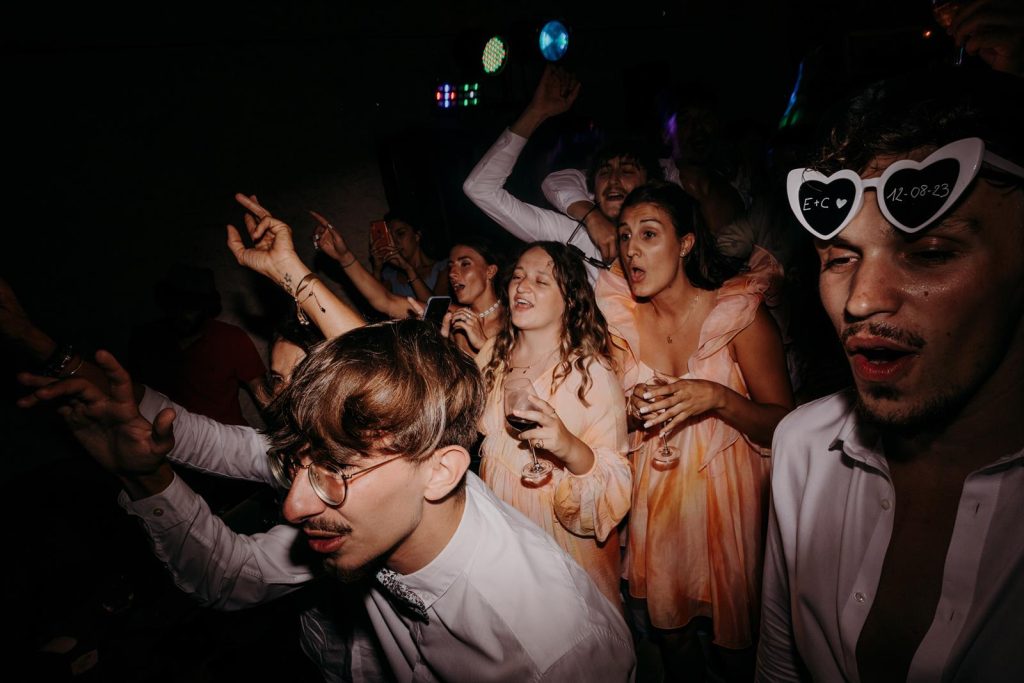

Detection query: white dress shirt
xmin=538 ymin=159 xmax=680 ymax=216
xmin=366 ymin=473 xmax=635 ymax=682
xmin=129 ymin=388 xmax=634 ymax=682
xmin=127 ymin=388 xmax=376 ymax=682
xmin=757 ymin=390 xmax=1024 ymax=682
xmin=462 ymin=128 xmax=602 ymax=282
xmin=125 ymin=387 xmax=312 ymax=607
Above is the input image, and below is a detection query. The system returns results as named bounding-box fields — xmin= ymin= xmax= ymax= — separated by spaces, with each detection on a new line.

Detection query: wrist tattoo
xmin=282 ymin=272 xmax=294 ymax=294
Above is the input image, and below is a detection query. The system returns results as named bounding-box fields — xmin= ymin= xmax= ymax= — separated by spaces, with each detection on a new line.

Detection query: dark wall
xmin=1 ymin=0 xmax=942 ymax=380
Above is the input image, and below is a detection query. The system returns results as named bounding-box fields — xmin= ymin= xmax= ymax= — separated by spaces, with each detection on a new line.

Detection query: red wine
xmin=506 ymin=415 xmax=539 ymax=435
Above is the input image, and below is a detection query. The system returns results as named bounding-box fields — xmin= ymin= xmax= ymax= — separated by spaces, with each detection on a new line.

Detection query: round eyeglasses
xmin=269 ymin=453 xmax=406 ymax=507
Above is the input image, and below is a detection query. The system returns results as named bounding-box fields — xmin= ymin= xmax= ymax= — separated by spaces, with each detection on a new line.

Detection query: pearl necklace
xmin=476 ymin=300 xmax=501 ymax=319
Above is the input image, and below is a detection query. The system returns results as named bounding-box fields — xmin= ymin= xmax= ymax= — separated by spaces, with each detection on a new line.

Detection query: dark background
xmin=1 ymin=2 xmax=953 ymax=679
xmin=1 ymin=0 xmax=945 ymax=348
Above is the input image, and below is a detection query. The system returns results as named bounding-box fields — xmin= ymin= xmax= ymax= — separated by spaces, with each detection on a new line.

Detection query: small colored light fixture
xmin=482 ymin=35 xmax=508 ymax=74
xmin=436 ymin=83 xmax=455 ymax=109
xmin=538 ymin=20 xmax=569 ymax=61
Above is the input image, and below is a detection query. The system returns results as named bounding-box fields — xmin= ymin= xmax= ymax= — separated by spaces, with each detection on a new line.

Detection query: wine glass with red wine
xmin=503 ymin=377 xmax=554 ymax=483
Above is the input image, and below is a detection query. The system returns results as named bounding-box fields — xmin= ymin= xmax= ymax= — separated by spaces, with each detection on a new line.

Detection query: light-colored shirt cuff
xmin=118 ymin=472 xmax=197 ymax=530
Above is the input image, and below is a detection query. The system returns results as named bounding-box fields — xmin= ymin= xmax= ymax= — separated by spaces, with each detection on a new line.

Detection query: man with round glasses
xmin=757 ymin=68 xmax=1024 ymax=681
xmin=22 ymin=320 xmax=635 ymax=682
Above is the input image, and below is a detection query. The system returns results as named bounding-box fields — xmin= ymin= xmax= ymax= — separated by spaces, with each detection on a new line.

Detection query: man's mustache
xmin=841 ymin=322 xmax=926 ymax=350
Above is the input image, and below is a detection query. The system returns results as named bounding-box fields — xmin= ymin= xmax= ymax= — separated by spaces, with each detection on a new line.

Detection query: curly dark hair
xmin=620 ymin=181 xmax=745 ymax=290
xmin=813 ymin=66 xmax=1024 ymax=185
xmin=585 ymin=137 xmax=664 ymax=193
xmin=482 ymin=242 xmax=615 ymax=406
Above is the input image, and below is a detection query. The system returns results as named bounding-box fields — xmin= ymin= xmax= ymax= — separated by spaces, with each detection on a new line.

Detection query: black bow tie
xmin=375 ymin=568 xmax=429 ymax=622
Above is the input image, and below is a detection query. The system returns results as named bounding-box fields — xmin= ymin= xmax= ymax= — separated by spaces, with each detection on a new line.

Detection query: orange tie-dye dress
xmin=595 ymin=252 xmax=777 ymax=649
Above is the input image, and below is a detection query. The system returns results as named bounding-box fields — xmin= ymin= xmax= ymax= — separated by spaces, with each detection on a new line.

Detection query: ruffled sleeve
xmin=690 ymin=245 xmax=781 ymax=369
xmin=595 ymin=269 xmax=641 ymax=391
xmin=551 ymin=361 xmax=633 ymax=542
xmin=687 ymin=246 xmax=782 ymax=470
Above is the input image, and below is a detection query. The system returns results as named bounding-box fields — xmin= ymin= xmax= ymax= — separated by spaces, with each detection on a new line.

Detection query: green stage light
xmin=482 ymin=36 xmax=508 ymax=74
xmin=458 ymin=83 xmax=480 ymax=107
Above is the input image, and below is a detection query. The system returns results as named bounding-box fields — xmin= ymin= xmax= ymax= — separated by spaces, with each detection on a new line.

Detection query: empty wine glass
xmin=646 ymin=370 xmax=680 ymax=465
xmin=503 ymin=377 xmax=554 ymax=483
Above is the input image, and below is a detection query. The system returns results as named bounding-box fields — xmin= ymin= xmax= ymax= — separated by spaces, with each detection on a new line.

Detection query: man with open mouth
xmin=23 ymin=318 xmax=635 ymax=682
xmin=463 ymin=65 xmax=660 ymax=279
xmin=757 ymin=67 xmax=1024 ymax=682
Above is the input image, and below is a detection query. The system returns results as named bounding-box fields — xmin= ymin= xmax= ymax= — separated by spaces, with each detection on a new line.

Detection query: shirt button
xmin=855 ymin=592 xmax=866 ymax=603
xmin=881 ymin=499 xmax=891 ymax=510
xmin=153 ymin=508 xmax=164 ymax=517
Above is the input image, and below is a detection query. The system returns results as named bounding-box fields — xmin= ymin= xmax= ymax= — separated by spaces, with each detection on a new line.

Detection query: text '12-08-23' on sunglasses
xmin=786 ymin=137 xmax=1024 ymax=240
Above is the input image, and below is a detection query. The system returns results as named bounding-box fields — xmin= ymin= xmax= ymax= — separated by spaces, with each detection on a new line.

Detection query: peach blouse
xmin=476 ymin=341 xmax=632 ymax=607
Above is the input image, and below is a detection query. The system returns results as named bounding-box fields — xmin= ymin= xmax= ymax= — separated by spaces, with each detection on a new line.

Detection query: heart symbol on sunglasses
xmin=788 ymin=138 xmax=995 ymax=238
xmin=794 ymin=172 xmax=859 ymax=237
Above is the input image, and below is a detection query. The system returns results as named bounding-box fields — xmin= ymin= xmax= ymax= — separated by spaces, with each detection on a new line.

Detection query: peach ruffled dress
xmin=595 ymin=249 xmax=779 ymax=649
xmin=476 ymin=340 xmax=632 ymax=607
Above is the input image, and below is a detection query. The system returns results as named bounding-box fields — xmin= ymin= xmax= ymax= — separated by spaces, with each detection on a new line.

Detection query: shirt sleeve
xmin=755 ymin=428 xmax=807 ymax=682
xmin=139 ymin=386 xmax=274 ymax=484
xmin=714 ymin=216 xmax=757 ymax=261
xmin=552 ymin=363 xmax=632 ymax=543
xmin=540 ymin=168 xmax=592 ymax=215
xmin=119 ymin=474 xmax=314 ymax=610
xmin=539 ymin=624 xmax=636 ymax=682
xmin=462 ymin=128 xmax=580 ymax=245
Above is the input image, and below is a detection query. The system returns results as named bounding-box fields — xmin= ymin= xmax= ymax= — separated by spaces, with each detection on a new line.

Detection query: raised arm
xmin=462 ymin=66 xmax=597 ymax=257
xmin=19 ymin=353 xmax=316 ymax=608
xmin=0 ymin=276 xmax=112 ymax=394
xmin=226 ymin=194 xmax=365 ymax=338
xmin=950 ymin=0 xmax=1024 ymax=77
xmin=118 ymin=476 xmax=314 ymax=609
xmin=541 ymin=168 xmax=619 ymax=263
xmin=138 ymin=386 xmax=274 ymax=483
xmin=310 ymin=210 xmax=421 ymax=320
xmin=370 ymin=241 xmax=439 ymax=302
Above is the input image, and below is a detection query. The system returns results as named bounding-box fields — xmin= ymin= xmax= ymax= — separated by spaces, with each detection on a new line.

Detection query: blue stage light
xmin=538 ymin=20 xmax=569 ymax=62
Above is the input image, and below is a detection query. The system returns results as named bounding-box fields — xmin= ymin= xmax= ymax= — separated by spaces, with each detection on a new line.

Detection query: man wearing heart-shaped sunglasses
xmin=758 ymin=68 xmax=1024 ymax=682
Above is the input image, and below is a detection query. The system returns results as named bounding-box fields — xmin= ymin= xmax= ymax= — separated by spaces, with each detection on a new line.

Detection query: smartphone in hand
xmin=370 ymin=220 xmax=393 ymax=250
xmin=422 ymin=296 xmax=451 ymax=327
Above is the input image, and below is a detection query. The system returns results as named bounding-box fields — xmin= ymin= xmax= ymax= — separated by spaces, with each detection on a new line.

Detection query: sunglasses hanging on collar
xmin=786 ymin=137 xmax=1024 ymax=240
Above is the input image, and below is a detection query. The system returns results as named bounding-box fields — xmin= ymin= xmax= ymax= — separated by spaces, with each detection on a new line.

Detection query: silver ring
xmin=534 ymin=439 xmax=544 ymax=450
